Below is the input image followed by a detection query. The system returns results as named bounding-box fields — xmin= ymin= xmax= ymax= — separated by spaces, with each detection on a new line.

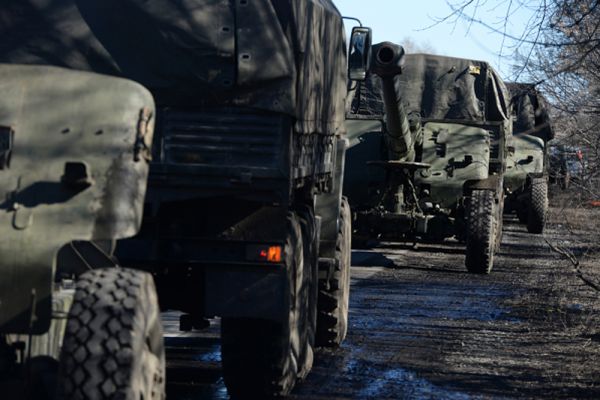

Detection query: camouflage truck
xmin=0 ymin=64 xmax=162 ymax=398
xmin=345 ymin=45 xmax=512 ymax=273
xmin=504 ymin=83 xmax=554 ymax=233
xmin=0 ymin=0 xmax=370 ymax=398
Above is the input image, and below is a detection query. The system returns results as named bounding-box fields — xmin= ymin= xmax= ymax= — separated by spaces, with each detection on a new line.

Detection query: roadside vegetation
xmin=442 ymin=1 xmax=599 ymax=202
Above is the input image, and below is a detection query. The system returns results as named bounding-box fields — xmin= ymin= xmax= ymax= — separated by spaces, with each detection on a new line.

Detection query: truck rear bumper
xmin=118 ymin=237 xmax=289 ymax=322
xmin=204 ymin=264 xmax=286 ymax=321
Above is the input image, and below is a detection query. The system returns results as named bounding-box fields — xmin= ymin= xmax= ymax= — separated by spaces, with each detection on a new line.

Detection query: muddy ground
xmin=165 ymin=197 xmax=600 ymax=399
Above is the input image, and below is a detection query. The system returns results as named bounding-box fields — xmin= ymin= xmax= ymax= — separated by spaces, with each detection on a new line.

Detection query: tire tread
xmin=527 ymin=177 xmax=548 ymax=234
xmin=465 ymin=190 xmax=496 ymax=274
xmin=58 ymin=268 xmax=165 ymax=400
xmin=315 ymin=197 xmax=351 ymax=347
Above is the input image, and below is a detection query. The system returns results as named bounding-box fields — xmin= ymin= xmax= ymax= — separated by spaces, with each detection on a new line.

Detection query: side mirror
xmin=348 ymin=27 xmax=372 ymax=81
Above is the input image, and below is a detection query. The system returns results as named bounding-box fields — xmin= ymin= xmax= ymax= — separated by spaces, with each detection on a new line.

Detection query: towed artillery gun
xmin=504 ymin=83 xmax=554 ymax=233
xmin=1 ymin=0 xmax=372 ymax=398
xmin=345 ymin=43 xmax=512 ymax=273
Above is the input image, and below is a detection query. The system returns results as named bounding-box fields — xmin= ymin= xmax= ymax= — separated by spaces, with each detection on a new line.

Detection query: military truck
xmin=345 ymin=45 xmax=511 ymax=273
xmin=1 ymin=0 xmax=367 ymax=398
xmin=504 ymin=83 xmax=554 ymax=233
xmin=0 ymin=64 xmax=162 ymax=399
xmin=112 ymin=3 xmax=363 ymax=397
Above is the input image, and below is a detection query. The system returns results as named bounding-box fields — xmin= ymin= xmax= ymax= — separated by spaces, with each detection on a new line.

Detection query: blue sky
xmin=334 ymin=0 xmax=534 ymax=79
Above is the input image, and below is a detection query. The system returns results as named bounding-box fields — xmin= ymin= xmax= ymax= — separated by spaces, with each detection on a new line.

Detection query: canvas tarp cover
xmin=0 ymin=0 xmax=347 ymax=135
xmin=506 ymin=82 xmax=554 ymax=141
xmin=347 ymin=53 xmax=510 ymax=124
xmin=396 ymin=54 xmax=510 ymax=122
xmin=347 ymin=74 xmax=385 ymax=119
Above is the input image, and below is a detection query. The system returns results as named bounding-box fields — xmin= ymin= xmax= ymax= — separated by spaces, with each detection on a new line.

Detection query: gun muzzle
xmin=371 ymin=42 xmax=405 ymax=78
xmin=370 ymin=42 xmax=413 ymax=161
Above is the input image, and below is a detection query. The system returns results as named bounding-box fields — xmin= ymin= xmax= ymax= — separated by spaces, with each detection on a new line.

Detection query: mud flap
xmin=316 ymin=137 xmax=348 ymax=260
xmin=464 ymin=175 xmax=503 ymax=195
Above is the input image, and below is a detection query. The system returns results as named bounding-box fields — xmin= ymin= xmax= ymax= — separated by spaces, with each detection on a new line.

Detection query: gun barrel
xmin=371 ymin=42 xmax=414 ymax=161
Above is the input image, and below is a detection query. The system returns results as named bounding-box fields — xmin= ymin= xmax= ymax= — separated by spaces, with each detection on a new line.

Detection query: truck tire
xmin=58 ymin=268 xmax=165 ymax=400
xmin=465 ymin=190 xmax=496 ymax=274
xmin=221 ymin=213 xmax=315 ymax=399
xmin=316 ymin=197 xmax=351 ymax=347
xmin=298 ymin=206 xmax=319 ymax=355
xmin=527 ymin=177 xmax=548 ymax=234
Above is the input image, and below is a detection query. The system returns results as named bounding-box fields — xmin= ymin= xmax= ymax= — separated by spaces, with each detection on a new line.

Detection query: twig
xmin=544 ymin=238 xmax=579 ymax=266
xmin=544 ymin=238 xmax=600 ymax=292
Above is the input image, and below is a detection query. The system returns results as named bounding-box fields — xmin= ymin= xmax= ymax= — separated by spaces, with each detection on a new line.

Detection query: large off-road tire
xmin=465 ymin=190 xmax=496 ymax=274
xmin=527 ymin=177 xmax=548 ymax=234
xmin=221 ymin=213 xmax=316 ymax=399
xmin=316 ymin=197 xmax=351 ymax=347
xmin=58 ymin=268 xmax=165 ymax=400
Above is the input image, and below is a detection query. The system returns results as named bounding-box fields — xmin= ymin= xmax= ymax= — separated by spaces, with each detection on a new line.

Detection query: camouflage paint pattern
xmin=504 ymin=82 xmax=553 ymax=193
xmin=345 ymin=48 xmax=511 ymax=240
xmin=505 ymin=134 xmax=545 ymax=192
xmin=416 ymin=122 xmax=491 ymax=207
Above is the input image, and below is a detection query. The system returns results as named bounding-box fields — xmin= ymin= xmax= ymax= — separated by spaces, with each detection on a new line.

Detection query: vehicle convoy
xmin=0 ymin=64 xmax=160 ymax=398
xmin=344 ymin=45 xmax=512 ymax=273
xmin=1 ymin=0 xmax=367 ymax=398
xmin=503 ymin=82 xmax=554 ymax=233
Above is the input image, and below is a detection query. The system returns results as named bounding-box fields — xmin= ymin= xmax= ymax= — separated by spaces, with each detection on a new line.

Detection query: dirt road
xmin=165 ymin=203 xmax=600 ymax=399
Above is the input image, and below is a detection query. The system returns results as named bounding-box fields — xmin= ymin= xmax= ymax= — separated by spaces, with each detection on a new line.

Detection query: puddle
xmin=193 ymin=344 xmax=222 ymax=363
xmin=358 ymin=366 xmax=474 ymax=399
xmin=336 ymin=351 xmax=478 ymax=400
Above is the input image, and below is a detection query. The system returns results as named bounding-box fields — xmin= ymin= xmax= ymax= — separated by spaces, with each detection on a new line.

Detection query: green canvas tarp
xmin=347 ymin=74 xmax=385 ymax=119
xmin=0 ymin=0 xmax=348 ymax=135
xmin=397 ymin=54 xmax=510 ymax=122
xmin=348 ymin=53 xmax=510 ymax=124
xmin=506 ymin=82 xmax=554 ymax=141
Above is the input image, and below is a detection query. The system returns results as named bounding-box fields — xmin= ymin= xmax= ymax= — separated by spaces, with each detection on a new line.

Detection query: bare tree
xmin=436 ymin=0 xmax=600 ymax=200
xmin=400 ymin=36 xmax=438 ymax=54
